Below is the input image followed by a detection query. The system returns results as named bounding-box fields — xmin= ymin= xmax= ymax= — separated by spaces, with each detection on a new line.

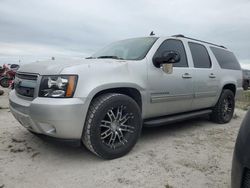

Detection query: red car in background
xmin=0 ymin=64 xmax=20 ymax=88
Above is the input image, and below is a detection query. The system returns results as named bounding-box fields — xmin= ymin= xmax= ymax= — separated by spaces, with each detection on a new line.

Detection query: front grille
xmin=16 ymin=73 xmax=38 ymax=80
xmin=15 ymin=73 xmax=38 ymax=98
xmin=15 ymin=86 xmax=35 ymax=97
xmin=242 ymin=168 xmax=250 ymax=188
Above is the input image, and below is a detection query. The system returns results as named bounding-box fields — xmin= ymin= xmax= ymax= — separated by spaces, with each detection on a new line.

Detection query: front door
xmin=146 ymin=39 xmax=194 ymax=118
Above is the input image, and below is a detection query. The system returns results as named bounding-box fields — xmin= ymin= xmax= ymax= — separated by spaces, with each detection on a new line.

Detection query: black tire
xmin=243 ymin=81 xmax=249 ymax=90
xmin=82 ymin=93 xmax=142 ymax=159
xmin=0 ymin=77 xmax=10 ymax=88
xmin=210 ymin=89 xmax=235 ymax=124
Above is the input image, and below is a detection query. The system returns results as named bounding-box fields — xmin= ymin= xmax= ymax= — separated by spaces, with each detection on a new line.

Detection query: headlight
xmin=39 ymin=75 xmax=78 ymax=98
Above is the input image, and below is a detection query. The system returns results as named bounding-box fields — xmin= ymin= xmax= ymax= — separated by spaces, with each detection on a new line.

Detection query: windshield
xmin=90 ymin=37 xmax=158 ymax=60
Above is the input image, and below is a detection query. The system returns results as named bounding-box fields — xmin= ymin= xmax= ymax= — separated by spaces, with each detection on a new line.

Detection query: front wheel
xmin=82 ymin=93 xmax=142 ymax=159
xmin=210 ymin=89 xmax=235 ymax=124
xmin=0 ymin=77 xmax=11 ymax=88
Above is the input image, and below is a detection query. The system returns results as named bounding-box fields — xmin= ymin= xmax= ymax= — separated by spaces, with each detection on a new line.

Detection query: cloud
xmin=240 ymin=59 xmax=250 ymax=70
xmin=0 ymin=0 xmax=250 ymax=66
xmin=0 ymin=41 xmax=86 ymax=64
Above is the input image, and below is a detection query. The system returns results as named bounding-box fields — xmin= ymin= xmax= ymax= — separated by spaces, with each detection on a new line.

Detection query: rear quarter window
xmin=210 ymin=47 xmax=241 ymax=70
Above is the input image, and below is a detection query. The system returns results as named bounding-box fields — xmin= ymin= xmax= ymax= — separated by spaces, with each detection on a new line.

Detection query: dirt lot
xmin=0 ymin=88 xmax=247 ymax=188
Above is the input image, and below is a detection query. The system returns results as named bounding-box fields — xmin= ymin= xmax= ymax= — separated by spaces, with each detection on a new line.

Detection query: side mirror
xmin=153 ymin=51 xmax=181 ymax=68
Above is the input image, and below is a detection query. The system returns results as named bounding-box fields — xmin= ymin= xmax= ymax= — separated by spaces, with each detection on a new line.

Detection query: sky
xmin=0 ymin=0 xmax=250 ymax=68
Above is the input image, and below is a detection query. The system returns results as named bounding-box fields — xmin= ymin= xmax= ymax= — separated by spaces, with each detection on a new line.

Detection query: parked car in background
xmin=0 ymin=64 xmax=19 ymax=88
xmin=0 ymin=65 xmax=5 ymax=79
xmin=243 ymin=69 xmax=250 ymax=90
xmin=9 ymin=35 xmax=242 ymax=159
xmin=232 ymin=109 xmax=250 ymax=188
xmin=9 ymin=64 xmax=20 ymax=72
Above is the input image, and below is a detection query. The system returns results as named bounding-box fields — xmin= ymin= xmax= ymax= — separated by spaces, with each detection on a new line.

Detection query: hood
xmin=18 ymin=58 xmax=130 ymax=75
xmin=18 ymin=60 xmax=89 ymax=75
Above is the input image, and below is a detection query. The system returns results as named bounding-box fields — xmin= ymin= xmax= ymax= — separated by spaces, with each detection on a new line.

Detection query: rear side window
xmin=188 ymin=42 xmax=211 ymax=68
xmin=154 ymin=39 xmax=188 ymax=67
xmin=210 ymin=47 xmax=241 ymax=70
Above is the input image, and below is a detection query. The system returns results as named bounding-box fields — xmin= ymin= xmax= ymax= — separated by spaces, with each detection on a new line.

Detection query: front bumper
xmin=9 ymin=90 xmax=87 ymax=139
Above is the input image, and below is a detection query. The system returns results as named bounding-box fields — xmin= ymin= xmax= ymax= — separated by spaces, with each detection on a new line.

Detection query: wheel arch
xmin=91 ymin=87 xmax=143 ymax=110
xmin=222 ymin=83 xmax=236 ymax=95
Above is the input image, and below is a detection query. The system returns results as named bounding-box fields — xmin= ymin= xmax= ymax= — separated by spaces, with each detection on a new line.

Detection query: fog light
xmin=51 ymin=90 xmax=65 ymax=97
xmin=38 ymin=122 xmax=56 ymax=134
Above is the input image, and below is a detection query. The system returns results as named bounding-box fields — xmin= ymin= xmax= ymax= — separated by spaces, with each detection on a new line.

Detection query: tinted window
xmin=154 ymin=39 xmax=188 ymax=67
xmin=188 ymin=42 xmax=211 ymax=68
xmin=210 ymin=47 xmax=241 ymax=70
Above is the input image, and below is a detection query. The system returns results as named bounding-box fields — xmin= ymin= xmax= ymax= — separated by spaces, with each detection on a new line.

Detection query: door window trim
xmin=188 ymin=41 xmax=212 ymax=69
xmin=153 ymin=39 xmax=189 ymax=68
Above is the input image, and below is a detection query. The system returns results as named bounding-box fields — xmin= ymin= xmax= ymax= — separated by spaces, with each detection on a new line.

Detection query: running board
xmin=143 ymin=109 xmax=212 ymax=127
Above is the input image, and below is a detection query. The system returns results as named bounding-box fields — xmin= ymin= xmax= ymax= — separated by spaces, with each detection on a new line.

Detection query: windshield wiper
xmin=97 ymin=56 xmax=124 ymax=60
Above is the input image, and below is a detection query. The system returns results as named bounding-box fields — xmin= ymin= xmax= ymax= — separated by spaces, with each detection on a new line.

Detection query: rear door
xmin=188 ymin=42 xmax=220 ymax=110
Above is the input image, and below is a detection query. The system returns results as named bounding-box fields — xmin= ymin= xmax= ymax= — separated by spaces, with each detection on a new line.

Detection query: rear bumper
xmin=9 ymin=90 xmax=87 ymax=139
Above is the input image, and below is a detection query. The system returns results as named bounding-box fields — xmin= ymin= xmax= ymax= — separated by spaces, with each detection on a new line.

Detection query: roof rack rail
xmin=171 ymin=34 xmax=227 ymax=49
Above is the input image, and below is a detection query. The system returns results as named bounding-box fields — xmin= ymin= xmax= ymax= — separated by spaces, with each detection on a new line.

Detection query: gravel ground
xmin=0 ymin=89 xmax=246 ymax=188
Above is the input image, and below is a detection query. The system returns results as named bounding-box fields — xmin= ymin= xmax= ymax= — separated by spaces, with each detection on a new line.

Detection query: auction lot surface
xmin=0 ymin=89 xmax=246 ymax=188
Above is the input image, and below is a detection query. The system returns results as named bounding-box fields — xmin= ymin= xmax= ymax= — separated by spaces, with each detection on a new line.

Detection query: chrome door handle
xmin=209 ymin=73 xmax=216 ymax=78
xmin=182 ymin=73 xmax=192 ymax=79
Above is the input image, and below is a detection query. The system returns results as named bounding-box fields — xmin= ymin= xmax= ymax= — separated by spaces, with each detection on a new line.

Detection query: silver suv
xmin=9 ymin=35 xmax=243 ymax=159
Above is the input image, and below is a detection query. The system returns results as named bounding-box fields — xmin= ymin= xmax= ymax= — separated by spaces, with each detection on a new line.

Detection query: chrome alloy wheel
xmin=100 ymin=105 xmax=135 ymax=149
xmin=222 ymin=96 xmax=233 ymax=119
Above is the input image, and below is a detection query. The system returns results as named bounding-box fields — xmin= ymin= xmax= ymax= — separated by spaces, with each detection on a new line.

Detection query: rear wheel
xmin=82 ymin=93 xmax=142 ymax=159
xmin=210 ymin=89 xmax=235 ymax=124
xmin=243 ymin=81 xmax=249 ymax=90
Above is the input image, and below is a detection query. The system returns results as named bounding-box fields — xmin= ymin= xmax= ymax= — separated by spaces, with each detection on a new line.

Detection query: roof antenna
xmin=150 ymin=31 xmax=155 ymax=36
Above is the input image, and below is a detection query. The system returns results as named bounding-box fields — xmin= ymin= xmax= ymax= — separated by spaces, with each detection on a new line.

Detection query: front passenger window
xmin=154 ymin=39 xmax=188 ymax=67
